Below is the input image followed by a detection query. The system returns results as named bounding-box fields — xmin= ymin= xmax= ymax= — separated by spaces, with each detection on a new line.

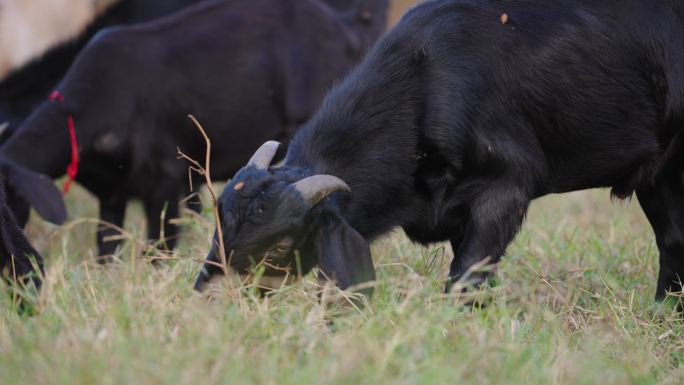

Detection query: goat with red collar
xmin=1 ymin=0 xmax=389 ymax=261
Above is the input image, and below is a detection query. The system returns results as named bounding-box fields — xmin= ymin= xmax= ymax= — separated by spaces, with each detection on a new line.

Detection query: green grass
xmin=2 ymin=187 xmax=683 ymax=384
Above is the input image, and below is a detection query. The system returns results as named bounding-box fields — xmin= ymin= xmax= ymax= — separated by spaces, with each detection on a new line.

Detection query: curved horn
xmin=293 ymin=175 xmax=351 ymax=207
xmin=248 ymin=141 xmax=280 ymax=170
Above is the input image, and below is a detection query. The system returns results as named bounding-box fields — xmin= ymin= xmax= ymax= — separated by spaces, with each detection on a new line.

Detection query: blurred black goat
xmin=0 ymin=0 xmax=205 ymax=139
xmin=1 ymin=0 xmax=389 ymax=260
xmin=0 ymin=159 xmax=65 ymax=290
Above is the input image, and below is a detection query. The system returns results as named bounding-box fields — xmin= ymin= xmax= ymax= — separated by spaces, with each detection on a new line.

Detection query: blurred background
xmin=0 ymin=0 xmax=417 ymax=79
xmin=0 ymin=0 xmax=424 ymax=256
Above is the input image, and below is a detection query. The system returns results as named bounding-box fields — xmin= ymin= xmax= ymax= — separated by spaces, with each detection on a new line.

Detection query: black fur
xmin=0 ymin=0 xmax=204 ymax=138
xmin=197 ymin=0 xmax=684 ymax=300
xmin=0 ymin=159 xmax=63 ymax=290
xmin=1 ymin=0 xmax=388 ymax=260
xmin=0 ymin=181 xmax=42 ymax=289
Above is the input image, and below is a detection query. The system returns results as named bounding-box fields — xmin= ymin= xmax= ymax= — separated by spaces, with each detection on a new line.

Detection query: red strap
xmin=49 ymin=91 xmax=80 ymax=193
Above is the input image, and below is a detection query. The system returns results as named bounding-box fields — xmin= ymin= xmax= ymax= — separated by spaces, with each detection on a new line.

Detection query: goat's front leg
xmin=97 ymin=195 xmax=128 ymax=263
xmin=446 ymin=180 xmax=530 ymax=292
xmin=635 ymin=166 xmax=684 ymax=302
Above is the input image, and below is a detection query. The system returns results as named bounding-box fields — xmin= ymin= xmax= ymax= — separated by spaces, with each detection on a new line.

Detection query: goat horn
xmin=293 ymin=175 xmax=351 ymax=207
xmin=248 ymin=141 xmax=280 ymax=170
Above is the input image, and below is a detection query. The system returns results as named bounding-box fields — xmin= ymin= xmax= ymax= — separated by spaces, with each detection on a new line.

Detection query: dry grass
xmin=2 ymin=186 xmax=684 ymax=385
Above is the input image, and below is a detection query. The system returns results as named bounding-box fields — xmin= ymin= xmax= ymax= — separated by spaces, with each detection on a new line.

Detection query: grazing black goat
xmin=196 ymin=0 xmax=684 ymax=302
xmin=0 ymin=159 xmax=65 ymax=289
xmin=0 ymin=0 xmax=204 ymax=138
xmin=1 ymin=0 xmax=389 ymax=260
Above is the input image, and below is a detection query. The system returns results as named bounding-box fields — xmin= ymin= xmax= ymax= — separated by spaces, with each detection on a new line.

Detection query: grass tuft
xmin=2 ymin=189 xmax=684 ymax=384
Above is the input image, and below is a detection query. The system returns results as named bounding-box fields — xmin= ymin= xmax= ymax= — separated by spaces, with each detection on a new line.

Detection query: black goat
xmin=0 ymin=0 xmax=204 ymax=139
xmin=196 ymin=0 xmax=684 ymax=302
xmin=0 ymin=159 xmax=65 ymax=289
xmin=1 ymin=0 xmax=389 ymax=260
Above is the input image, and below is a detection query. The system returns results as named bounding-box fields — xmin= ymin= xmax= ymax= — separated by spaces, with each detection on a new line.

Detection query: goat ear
xmin=3 ymin=164 xmax=66 ymax=225
xmin=311 ymin=214 xmax=375 ymax=296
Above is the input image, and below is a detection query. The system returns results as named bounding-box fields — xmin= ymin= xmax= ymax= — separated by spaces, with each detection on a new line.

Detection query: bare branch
xmin=183 ymin=115 xmax=228 ymax=275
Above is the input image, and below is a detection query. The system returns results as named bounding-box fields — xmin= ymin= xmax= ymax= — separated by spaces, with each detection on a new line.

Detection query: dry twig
xmin=177 ymin=115 xmax=228 ymax=275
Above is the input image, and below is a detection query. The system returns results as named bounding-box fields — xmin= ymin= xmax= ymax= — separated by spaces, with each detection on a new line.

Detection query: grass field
xmin=2 ymin=1 xmax=684 ymax=384
xmin=1 ymin=186 xmax=683 ymax=385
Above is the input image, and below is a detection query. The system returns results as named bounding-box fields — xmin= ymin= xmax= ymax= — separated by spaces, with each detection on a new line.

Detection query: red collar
xmin=49 ymin=90 xmax=80 ymax=193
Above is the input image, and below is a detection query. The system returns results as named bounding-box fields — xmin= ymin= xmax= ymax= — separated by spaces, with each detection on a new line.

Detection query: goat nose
xmin=193 ymin=265 xmax=211 ymax=291
xmin=194 ymin=249 xmax=225 ymax=291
